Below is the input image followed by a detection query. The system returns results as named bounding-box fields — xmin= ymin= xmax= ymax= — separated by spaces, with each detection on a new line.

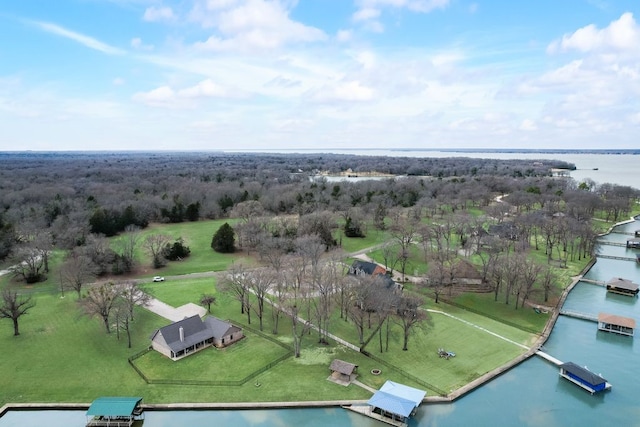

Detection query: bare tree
xmin=394 ymin=295 xmax=427 ymax=351
xmin=248 ymin=268 xmax=275 ymax=331
xmin=219 ymin=263 xmax=252 ymax=324
xmin=389 ymin=216 xmax=419 ymax=282
xmin=117 ymin=281 xmax=150 ymax=321
xmin=0 ymin=289 xmax=35 ymax=336
xmin=9 ymin=245 xmax=46 ymax=284
xmin=143 ymin=234 xmax=171 ymax=268
xmin=59 ymin=251 xmax=98 ymax=298
xmin=80 ymin=282 xmax=120 ymax=333
xmin=200 ymin=294 xmax=217 ymax=313
xmin=116 ymin=225 xmax=141 ymax=272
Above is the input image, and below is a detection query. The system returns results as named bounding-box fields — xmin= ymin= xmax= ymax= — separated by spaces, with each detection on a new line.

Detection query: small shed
xmin=598 ymin=312 xmax=636 ymax=336
xmin=559 ymin=362 xmax=610 ymax=394
xmin=605 ymin=277 xmax=639 ymax=297
xmin=329 ymin=359 xmax=358 ymax=384
xmin=367 ymin=381 xmax=426 ymax=424
xmin=86 ymin=397 xmax=144 ymax=427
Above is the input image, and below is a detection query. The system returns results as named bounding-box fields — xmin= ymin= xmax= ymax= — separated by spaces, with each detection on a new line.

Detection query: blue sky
xmin=1 ymin=0 xmax=639 ymax=151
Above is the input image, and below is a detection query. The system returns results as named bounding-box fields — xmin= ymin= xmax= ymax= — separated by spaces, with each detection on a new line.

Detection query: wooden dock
xmin=597 ymin=255 xmax=637 ymax=262
xmin=559 ymin=310 xmax=598 ymax=322
xmin=535 ymin=350 xmax=563 ymax=366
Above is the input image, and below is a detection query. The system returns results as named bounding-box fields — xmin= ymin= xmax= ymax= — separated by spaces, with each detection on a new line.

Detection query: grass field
xmin=0 ymin=214 xmax=600 ymax=407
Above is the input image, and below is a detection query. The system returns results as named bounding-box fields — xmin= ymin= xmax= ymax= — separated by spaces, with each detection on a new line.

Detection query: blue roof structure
xmin=367 ymin=381 xmax=426 ymax=418
xmin=86 ymin=397 xmax=143 ymax=417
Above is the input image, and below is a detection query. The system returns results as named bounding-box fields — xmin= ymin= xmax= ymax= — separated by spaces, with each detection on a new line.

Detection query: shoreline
xmin=1 ymin=217 xmax=636 ymax=418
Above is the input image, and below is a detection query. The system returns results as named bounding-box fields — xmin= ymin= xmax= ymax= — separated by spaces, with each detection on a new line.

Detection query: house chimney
xmin=179 ymin=327 xmax=184 ymax=342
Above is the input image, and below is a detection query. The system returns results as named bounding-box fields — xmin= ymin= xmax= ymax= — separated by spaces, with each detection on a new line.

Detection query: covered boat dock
xmin=363 ymin=380 xmax=426 ymax=426
xmin=559 ymin=363 xmax=611 ymax=394
xmin=598 ymin=312 xmax=636 ymax=336
xmin=605 ymin=277 xmax=639 ymax=297
xmin=86 ymin=397 xmax=144 ymax=427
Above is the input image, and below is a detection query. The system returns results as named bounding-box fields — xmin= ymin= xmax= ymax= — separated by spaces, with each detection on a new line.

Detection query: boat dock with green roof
xmin=85 ymin=397 xmax=144 ymax=427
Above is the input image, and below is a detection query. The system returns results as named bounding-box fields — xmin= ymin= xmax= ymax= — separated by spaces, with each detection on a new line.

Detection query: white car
xmin=152 ymin=276 xmax=165 ymax=282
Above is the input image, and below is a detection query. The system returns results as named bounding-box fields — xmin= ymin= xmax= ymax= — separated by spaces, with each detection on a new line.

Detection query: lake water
xmin=2 ymin=151 xmax=640 ymax=426
xmin=257 ymin=149 xmax=640 ymax=190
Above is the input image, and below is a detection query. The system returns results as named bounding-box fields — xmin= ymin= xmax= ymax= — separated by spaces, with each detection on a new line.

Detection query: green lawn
xmin=134 ymin=330 xmax=291 ymax=383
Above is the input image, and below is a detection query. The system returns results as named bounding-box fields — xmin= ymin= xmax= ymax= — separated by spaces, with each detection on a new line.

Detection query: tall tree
xmin=80 ymin=282 xmax=120 ymax=333
xmin=116 ymin=281 xmax=150 ymax=322
xmin=59 ymin=251 xmax=98 ymax=298
xmin=0 ymin=289 xmax=35 ymax=336
xmin=143 ymin=234 xmax=171 ymax=268
xmin=211 ymin=222 xmax=236 ymax=253
xmin=395 ymin=295 xmax=427 ymax=351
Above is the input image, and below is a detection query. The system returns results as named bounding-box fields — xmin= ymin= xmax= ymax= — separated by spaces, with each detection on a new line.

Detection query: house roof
xmin=367 ymin=380 xmax=426 ymax=418
xmin=606 ymin=277 xmax=639 ymax=291
xmin=329 ymin=359 xmax=358 ymax=375
xmin=203 ymin=316 xmax=240 ymax=338
xmin=350 ymin=260 xmax=385 ymax=276
xmin=86 ymin=397 xmax=142 ymax=417
xmin=151 ymin=315 xmax=240 ymax=354
xmin=560 ymin=362 xmax=606 ymax=386
xmin=598 ymin=312 xmax=636 ymax=329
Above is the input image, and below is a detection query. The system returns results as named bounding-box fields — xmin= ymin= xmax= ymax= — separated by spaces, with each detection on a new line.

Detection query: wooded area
xmin=1 ymin=151 xmax=638 ymax=350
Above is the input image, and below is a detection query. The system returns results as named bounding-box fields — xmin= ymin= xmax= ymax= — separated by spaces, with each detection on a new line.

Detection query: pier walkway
xmin=535 ymin=351 xmax=563 ymax=366
xmin=559 ymin=310 xmax=598 ymax=322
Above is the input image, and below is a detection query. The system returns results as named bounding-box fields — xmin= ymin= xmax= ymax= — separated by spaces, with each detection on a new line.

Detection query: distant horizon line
xmin=1 ymin=148 xmax=639 ymax=154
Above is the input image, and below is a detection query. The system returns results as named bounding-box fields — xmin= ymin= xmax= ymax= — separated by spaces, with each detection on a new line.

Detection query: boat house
xmin=86 ymin=397 xmax=144 ymax=427
xmin=598 ymin=312 xmax=636 ymax=336
xmin=366 ymin=380 xmax=426 ymax=425
xmin=559 ymin=363 xmax=611 ymax=394
xmin=150 ymin=315 xmax=243 ymax=361
xmin=605 ymin=277 xmax=639 ymax=297
xmin=627 ymin=237 xmax=640 ymax=249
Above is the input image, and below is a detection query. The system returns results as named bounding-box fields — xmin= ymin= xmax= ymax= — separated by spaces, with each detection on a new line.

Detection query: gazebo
xmin=86 ymin=397 xmax=144 ymax=427
xmin=329 ymin=359 xmax=358 ymax=384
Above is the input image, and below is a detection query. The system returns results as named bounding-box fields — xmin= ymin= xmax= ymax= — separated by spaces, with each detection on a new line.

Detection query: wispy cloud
xmin=29 ymin=20 xmax=126 ymax=55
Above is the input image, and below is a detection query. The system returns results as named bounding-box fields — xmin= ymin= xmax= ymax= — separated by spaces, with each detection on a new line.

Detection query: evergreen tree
xmin=211 ymin=223 xmax=236 ymax=253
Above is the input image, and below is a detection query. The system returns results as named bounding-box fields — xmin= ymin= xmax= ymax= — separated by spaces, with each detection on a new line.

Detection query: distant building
xmin=348 ymin=260 xmax=401 ymax=291
xmin=150 ymin=315 xmax=243 ymax=361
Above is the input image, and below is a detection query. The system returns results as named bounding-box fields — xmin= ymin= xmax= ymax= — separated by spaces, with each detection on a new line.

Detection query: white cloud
xmin=314 ymin=81 xmax=375 ymax=102
xmin=113 ymin=77 xmax=125 ymax=86
xmin=131 ymin=37 xmax=154 ymax=50
xmin=519 ymin=119 xmax=537 ymax=131
xmin=191 ymin=0 xmax=326 ymax=51
xmin=354 ymin=0 xmax=450 ymax=17
xmin=336 ymin=29 xmax=352 ymax=42
xmin=30 ymin=21 xmax=125 ymax=55
xmin=133 ymin=79 xmax=246 ymax=108
xmin=143 ymin=6 xmax=176 ymax=22
xmin=548 ymin=12 xmax=640 ymax=54
xmin=352 ymin=8 xmax=381 ymax=22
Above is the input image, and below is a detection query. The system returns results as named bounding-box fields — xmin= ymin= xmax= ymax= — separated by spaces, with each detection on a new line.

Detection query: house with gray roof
xmin=150 ymin=315 xmax=243 ymax=361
